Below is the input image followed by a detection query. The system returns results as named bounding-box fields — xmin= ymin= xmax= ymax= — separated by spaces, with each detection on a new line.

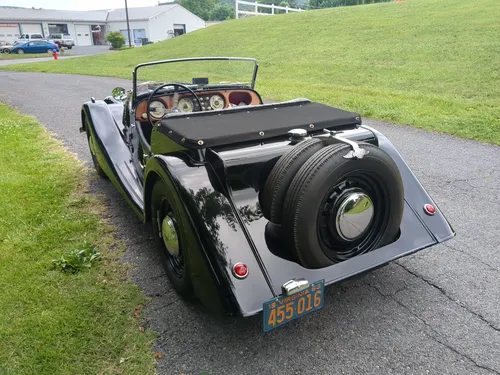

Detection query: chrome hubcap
xmin=161 ymin=214 xmax=180 ymax=257
xmin=335 ymin=192 xmax=374 ymax=241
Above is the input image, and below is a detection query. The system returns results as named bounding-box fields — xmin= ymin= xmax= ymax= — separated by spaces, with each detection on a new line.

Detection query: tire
xmin=47 ymin=49 xmax=53 ymax=54
xmin=281 ymin=142 xmax=404 ymax=269
xmin=2 ymin=49 xmax=10 ymax=54
xmin=151 ymin=181 xmax=194 ymax=298
xmin=67 ymin=46 xmax=72 ymax=50
xmin=260 ymin=138 xmax=325 ymax=223
xmin=17 ymin=49 xmax=24 ymax=54
xmin=85 ymin=123 xmax=107 ymax=179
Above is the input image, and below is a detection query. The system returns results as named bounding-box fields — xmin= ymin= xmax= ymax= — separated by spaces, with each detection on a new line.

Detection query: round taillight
xmin=424 ymin=203 xmax=436 ymax=215
xmin=232 ymin=262 xmax=248 ymax=279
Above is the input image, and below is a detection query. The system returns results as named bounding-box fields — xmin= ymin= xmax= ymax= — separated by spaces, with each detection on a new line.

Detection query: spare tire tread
xmin=282 ymin=142 xmax=403 ymax=268
xmin=260 ymin=137 xmax=325 ymax=223
xmin=282 ymin=143 xmax=348 ymax=264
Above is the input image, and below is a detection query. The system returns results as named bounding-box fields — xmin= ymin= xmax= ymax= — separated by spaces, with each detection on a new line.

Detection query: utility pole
xmin=125 ymin=0 xmax=132 ymax=47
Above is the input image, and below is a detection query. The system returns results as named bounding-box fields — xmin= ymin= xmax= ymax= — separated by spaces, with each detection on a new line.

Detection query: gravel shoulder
xmin=1 ymin=71 xmax=499 ymax=375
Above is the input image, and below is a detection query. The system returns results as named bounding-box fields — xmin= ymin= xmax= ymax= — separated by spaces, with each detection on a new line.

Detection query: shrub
xmin=106 ymin=31 xmax=126 ymax=49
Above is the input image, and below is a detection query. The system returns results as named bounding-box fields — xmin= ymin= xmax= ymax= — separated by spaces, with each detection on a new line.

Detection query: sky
xmin=0 ymin=0 xmax=164 ymax=11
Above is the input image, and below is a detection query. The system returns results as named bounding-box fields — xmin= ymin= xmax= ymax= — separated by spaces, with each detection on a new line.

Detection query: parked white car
xmin=47 ymin=33 xmax=74 ymax=49
xmin=19 ymin=33 xmax=44 ymax=41
xmin=1 ymin=40 xmax=24 ymax=54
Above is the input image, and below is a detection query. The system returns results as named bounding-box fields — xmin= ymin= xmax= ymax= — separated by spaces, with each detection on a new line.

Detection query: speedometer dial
xmin=210 ymin=95 xmax=225 ymax=110
xmin=149 ymin=100 xmax=167 ymax=119
xmin=178 ymin=98 xmax=194 ymax=113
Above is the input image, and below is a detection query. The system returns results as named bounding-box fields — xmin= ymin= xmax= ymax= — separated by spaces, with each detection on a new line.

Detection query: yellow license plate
xmin=263 ymin=280 xmax=324 ymax=332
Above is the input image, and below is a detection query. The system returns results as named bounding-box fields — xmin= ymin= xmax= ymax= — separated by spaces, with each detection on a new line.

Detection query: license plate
xmin=263 ymin=280 xmax=324 ymax=332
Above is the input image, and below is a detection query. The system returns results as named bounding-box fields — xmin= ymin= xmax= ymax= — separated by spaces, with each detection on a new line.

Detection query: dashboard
xmin=136 ymin=89 xmax=262 ymax=121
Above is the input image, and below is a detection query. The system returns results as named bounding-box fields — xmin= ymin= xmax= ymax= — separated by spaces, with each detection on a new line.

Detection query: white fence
xmin=236 ymin=0 xmax=305 ymax=19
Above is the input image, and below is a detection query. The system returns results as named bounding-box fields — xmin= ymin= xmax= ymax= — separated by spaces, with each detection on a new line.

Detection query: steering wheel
xmin=146 ymin=83 xmax=203 ymax=125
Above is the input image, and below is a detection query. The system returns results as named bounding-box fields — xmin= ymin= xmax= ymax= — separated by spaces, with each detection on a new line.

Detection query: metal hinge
xmin=319 ymin=129 xmax=369 ymax=159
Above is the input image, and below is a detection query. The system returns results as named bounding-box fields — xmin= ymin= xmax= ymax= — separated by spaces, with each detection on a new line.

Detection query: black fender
xmin=81 ymin=101 xmax=144 ymax=218
xmin=143 ymin=154 xmax=275 ymax=316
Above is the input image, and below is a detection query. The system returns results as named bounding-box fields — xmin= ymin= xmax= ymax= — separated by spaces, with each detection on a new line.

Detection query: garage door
xmin=75 ymin=24 xmax=92 ymax=46
xmin=0 ymin=24 xmax=20 ymax=43
xmin=20 ymin=23 xmax=42 ymax=34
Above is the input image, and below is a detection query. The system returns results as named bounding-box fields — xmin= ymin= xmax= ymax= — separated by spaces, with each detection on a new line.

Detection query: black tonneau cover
xmin=159 ymin=101 xmax=361 ymax=149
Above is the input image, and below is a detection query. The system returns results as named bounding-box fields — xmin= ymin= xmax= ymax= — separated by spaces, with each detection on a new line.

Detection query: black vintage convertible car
xmin=81 ymin=57 xmax=454 ymax=331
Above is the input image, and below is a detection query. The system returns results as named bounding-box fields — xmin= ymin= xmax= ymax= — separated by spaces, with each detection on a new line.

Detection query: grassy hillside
xmin=4 ymin=0 xmax=499 ymax=144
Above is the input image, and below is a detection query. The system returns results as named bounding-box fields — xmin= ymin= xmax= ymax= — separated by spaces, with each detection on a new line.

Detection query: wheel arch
xmin=143 ymin=156 xmax=241 ymax=315
xmin=81 ymin=106 xmax=88 ymax=132
xmin=143 ymin=168 xmax=161 ymax=223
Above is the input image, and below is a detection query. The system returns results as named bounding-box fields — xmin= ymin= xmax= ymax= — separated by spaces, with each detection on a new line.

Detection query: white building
xmin=0 ymin=4 xmax=205 ymax=46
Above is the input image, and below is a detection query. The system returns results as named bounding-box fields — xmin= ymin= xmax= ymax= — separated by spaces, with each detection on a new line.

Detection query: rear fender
xmin=144 ymin=155 xmax=275 ymax=316
xmin=363 ymin=125 xmax=455 ymax=242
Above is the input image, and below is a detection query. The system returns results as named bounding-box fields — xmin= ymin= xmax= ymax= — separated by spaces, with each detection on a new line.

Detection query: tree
xmin=307 ymin=0 xmax=344 ymax=9
xmin=210 ymin=4 xmax=235 ymax=20
xmin=106 ymin=31 xmax=125 ymax=49
xmin=307 ymin=0 xmax=391 ymax=9
xmin=179 ymin=0 xmax=218 ymax=20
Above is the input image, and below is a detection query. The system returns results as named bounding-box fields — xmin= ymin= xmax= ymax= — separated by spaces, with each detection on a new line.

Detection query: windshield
xmin=133 ymin=57 xmax=258 ymax=98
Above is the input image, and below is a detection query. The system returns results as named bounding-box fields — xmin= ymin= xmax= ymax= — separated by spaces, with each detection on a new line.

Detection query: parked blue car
xmin=10 ymin=40 xmax=59 ymax=54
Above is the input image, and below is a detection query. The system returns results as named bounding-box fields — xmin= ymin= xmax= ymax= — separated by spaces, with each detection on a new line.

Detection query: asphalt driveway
xmin=0 ymin=71 xmax=499 ymax=375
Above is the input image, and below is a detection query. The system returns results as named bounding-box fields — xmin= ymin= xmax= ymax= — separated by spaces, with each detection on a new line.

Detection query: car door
xmin=41 ymin=41 xmax=53 ymax=52
xmin=31 ymin=41 xmax=44 ymax=53
xmin=22 ymin=42 xmax=34 ymax=52
xmin=128 ymin=103 xmax=151 ymax=181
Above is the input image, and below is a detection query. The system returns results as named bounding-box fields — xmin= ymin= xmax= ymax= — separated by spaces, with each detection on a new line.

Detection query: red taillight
xmin=232 ymin=263 xmax=248 ymax=279
xmin=424 ymin=203 xmax=436 ymax=215
xmin=61 ymin=40 xmax=65 ymax=44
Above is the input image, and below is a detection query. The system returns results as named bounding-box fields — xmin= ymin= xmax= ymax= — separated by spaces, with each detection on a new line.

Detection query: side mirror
xmin=112 ymin=87 xmax=127 ymax=101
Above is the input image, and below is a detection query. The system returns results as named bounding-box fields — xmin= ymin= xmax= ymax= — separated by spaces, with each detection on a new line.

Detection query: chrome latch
xmin=321 ymin=129 xmax=369 ymax=160
xmin=282 ymin=278 xmax=310 ymax=296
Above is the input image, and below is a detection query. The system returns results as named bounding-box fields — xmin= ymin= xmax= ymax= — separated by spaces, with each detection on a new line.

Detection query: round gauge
xmin=178 ymin=98 xmax=194 ymax=113
xmin=149 ymin=100 xmax=167 ymax=119
xmin=210 ymin=95 xmax=225 ymax=110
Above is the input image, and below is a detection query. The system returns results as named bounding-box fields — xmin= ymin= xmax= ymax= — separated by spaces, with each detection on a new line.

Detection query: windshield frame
xmin=132 ymin=57 xmax=259 ymax=101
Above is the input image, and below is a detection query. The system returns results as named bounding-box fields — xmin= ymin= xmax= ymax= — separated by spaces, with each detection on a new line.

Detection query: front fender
xmin=82 ymin=101 xmax=143 ymax=218
xmin=144 ymin=155 xmax=275 ymax=316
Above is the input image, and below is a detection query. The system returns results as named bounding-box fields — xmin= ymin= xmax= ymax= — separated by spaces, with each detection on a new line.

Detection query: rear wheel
xmin=151 ymin=181 xmax=194 ymax=298
xmin=17 ymin=49 xmax=24 ymax=54
xmin=67 ymin=46 xmax=72 ymax=49
xmin=281 ymin=143 xmax=404 ymax=269
xmin=47 ymin=49 xmax=53 ymax=54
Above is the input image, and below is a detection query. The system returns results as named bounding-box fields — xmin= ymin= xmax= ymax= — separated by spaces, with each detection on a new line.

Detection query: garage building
xmin=0 ymin=4 xmax=205 ymax=46
xmin=106 ymin=4 xmax=205 ymax=44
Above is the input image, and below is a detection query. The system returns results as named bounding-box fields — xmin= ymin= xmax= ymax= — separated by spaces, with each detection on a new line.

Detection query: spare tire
xmin=281 ymin=142 xmax=404 ymax=269
xmin=260 ymin=138 xmax=325 ymax=223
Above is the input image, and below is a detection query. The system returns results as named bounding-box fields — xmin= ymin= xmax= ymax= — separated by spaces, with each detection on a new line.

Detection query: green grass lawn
xmin=0 ymin=53 xmax=53 ymax=59
xmin=0 ymin=103 xmax=155 ymax=374
xmin=1 ymin=0 xmax=499 ymax=144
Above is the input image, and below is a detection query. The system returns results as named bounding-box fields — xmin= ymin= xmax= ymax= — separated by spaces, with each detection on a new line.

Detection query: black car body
xmin=81 ymin=57 xmax=454 ymax=329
